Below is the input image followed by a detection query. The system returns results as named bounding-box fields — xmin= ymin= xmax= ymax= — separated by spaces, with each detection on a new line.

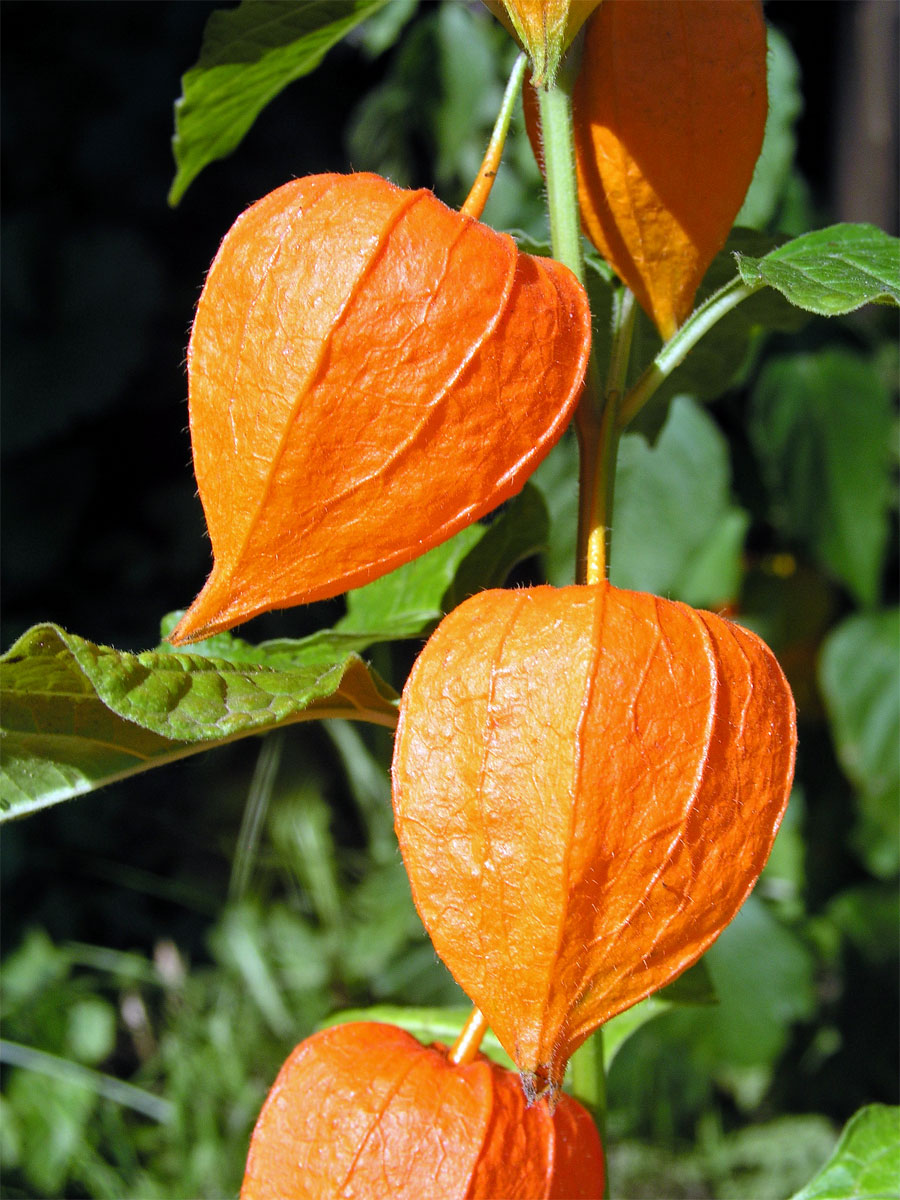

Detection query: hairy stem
xmin=537 ymin=73 xmax=626 ymax=586
xmin=618 ymin=276 xmax=760 ymax=428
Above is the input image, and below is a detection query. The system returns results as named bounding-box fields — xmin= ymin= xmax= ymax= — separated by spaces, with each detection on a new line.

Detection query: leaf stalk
xmin=618 ymin=276 xmax=760 ymax=428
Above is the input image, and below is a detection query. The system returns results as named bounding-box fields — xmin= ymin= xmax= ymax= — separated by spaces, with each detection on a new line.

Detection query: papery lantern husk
xmin=240 ymin=1021 xmax=605 ymax=1200
xmin=392 ymin=584 xmax=796 ymax=1097
xmin=170 ymin=173 xmax=590 ymax=645
xmin=524 ymin=0 xmax=768 ymax=339
xmin=484 ymin=0 xmax=603 ymax=86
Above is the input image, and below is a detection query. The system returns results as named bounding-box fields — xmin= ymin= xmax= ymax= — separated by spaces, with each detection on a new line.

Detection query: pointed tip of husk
xmin=167 ymin=567 xmax=245 ymax=646
xmin=520 ymin=1065 xmax=563 ymax=1111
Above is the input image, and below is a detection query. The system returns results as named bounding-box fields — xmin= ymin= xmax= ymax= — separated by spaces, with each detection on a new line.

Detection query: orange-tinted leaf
xmin=484 ymin=0 xmax=603 ymax=86
xmin=392 ymin=584 xmax=796 ymax=1097
xmin=240 ymin=1021 xmax=604 ymax=1199
xmin=525 ymin=0 xmax=767 ymax=338
xmin=171 ymin=173 xmax=590 ymax=644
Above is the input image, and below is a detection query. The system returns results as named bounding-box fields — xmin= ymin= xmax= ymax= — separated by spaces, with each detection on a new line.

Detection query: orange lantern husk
xmin=240 ymin=1021 xmax=605 ymax=1199
xmin=170 ymin=173 xmax=590 ymax=645
xmin=392 ymin=584 xmax=797 ymax=1098
xmin=525 ymin=0 xmax=768 ymax=339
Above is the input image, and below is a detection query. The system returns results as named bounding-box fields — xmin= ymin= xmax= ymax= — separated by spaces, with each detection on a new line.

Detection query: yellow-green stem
xmin=537 ymin=70 xmax=623 ymax=588
xmin=618 ymin=276 xmax=759 ymax=428
xmin=579 ymin=287 xmax=636 ymax=581
xmin=461 ymin=53 xmax=528 ymax=219
xmin=448 ymin=1007 xmax=489 ymax=1066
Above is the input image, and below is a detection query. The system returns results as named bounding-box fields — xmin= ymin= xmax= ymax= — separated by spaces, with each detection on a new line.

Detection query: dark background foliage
xmin=1 ymin=3 xmax=897 ymax=1197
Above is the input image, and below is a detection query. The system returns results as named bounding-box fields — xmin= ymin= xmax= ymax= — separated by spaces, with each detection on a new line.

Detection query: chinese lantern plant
xmin=170 ymin=170 xmax=590 ymax=643
xmin=523 ymin=0 xmax=768 ymax=338
xmin=392 ymin=583 xmax=796 ymax=1098
xmin=229 ymin=0 xmax=793 ymax=1185
xmin=2 ymin=1 xmax=899 ymax=1198
xmin=241 ymin=1022 xmax=605 ymax=1200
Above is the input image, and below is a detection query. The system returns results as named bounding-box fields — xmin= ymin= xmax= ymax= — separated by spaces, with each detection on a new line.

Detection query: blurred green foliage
xmin=2 ymin=2 xmax=897 ymax=1198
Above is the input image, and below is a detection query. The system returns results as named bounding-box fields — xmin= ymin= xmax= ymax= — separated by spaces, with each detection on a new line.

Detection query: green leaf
xmin=819 ymin=610 xmax=900 ymax=877
xmin=749 ymin=349 xmax=893 ymax=606
xmin=355 ymin=0 xmax=418 ymax=59
xmin=0 ymin=486 xmax=545 ymax=820
xmin=602 ymin=959 xmax=717 ymax=1071
xmin=531 ymin=430 xmax=578 ymax=586
xmin=442 ymin=484 xmax=549 ymax=610
xmin=611 ymin=396 xmax=749 ymax=607
xmin=827 ymin=883 xmax=900 ymax=967
xmin=0 ymin=624 xmax=398 ymax=821
xmin=736 ymin=224 xmax=900 ymax=316
xmin=169 ymin=0 xmax=389 ymax=205
xmin=319 ymin=1005 xmax=516 ymax=1070
xmin=787 ymin=1105 xmax=900 ymax=1200
xmin=336 ymin=525 xmax=486 ymax=646
xmin=702 ymin=894 xmax=816 ymax=1072
xmin=611 ymin=895 xmax=816 ymax=1119
xmin=534 ymin=400 xmax=749 ymax=601
xmin=290 ymin=482 xmax=548 ymax=658
xmin=583 ymin=250 xmax=616 ymax=384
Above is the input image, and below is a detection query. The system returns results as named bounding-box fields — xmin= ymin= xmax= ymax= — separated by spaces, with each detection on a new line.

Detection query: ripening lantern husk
xmin=525 ymin=0 xmax=768 ymax=338
xmin=240 ymin=1022 xmax=605 ymax=1199
xmin=392 ymin=584 xmax=796 ymax=1098
xmin=170 ymin=173 xmax=590 ymax=644
xmin=484 ymin=0 xmax=604 ymax=86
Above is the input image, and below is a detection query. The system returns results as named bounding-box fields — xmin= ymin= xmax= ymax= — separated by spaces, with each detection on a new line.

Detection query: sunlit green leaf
xmin=169 ymin=0 xmax=389 ymax=204
xmin=319 ymin=1005 xmax=515 ymax=1069
xmin=736 ymin=224 xmax=900 ymax=315
xmin=0 ymin=484 xmax=545 ymax=822
xmin=0 ymin=624 xmax=398 ymax=820
xmin=276 ymin=483 xmax=548 ymax=660
xmin=788 ymin=1104 xmax=900 ymax=1200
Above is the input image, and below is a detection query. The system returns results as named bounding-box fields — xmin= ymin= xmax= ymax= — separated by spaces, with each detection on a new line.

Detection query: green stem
xmin=618 ymin=276 xmax=761 ymax=428
xmin=536 ymin=77 xmax=586 ymax=289
xmin=538 ymin=76 xmax=631 ymax=587
xmin=581 ymin=287 xmax=635 ymax=584
xmin=569 ymin=1030 xmax=608 ymax=1147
